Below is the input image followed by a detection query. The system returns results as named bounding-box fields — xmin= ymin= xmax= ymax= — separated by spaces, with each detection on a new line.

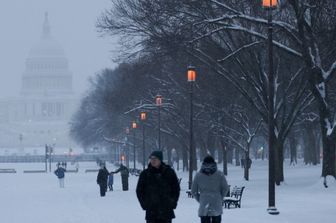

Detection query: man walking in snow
xmin=136 ymin=150 xmax=180 ymax=223
xmin=191 ymin=155 xmax=229 ymax=223
xmin=111 ymin=163 xmax=129 ymax=191
xmin=96 ymin=162 xmax=109 ymax=197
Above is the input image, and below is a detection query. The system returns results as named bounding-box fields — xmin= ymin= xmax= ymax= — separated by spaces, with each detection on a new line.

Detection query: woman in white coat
xmin=191 ymin=155 xmax=229 ymax=223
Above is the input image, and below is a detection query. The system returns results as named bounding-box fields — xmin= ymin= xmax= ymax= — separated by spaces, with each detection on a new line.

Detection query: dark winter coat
xmin=113 ymin=164 xmax=130 ymax=190
xmin=136 ymin=163 xmax=180 ymax=221
xmin=97 ymin=167 xmax=109 ymax=186
xmin=54 ymin=167 xmax=66 ymax=179
xmin=113 ymin=164 xmax=129 ymax=177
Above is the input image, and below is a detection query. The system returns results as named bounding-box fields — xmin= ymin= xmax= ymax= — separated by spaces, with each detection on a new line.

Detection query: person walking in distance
xmin=96 ymin=162 xmax=109 ymax=197
xmin=54 ymin=163 xmax=66 ymax=188
xmin=191 ymin=155 xmax=229 ymax=223
xmin=136 ymin=150 xmax=180 ymax=223
xmin=108 ymin=173 xmax=114 ymax=191
xmin=111 ymin=163 xmax=129 ymax=191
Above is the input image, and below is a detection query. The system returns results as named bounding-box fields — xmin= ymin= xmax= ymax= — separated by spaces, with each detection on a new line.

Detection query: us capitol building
xmin=0 ymin=14 xmax=79 ymax=153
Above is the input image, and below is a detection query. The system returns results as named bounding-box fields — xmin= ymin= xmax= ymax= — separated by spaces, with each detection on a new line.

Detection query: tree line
xmin=70 ymin=0 xmax=336 ymax=184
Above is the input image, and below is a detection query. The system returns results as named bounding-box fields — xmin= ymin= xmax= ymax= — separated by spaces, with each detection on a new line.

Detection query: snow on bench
xmin=223 ymin=186 xmax=245 ymax=209
xmin=0 ymin=168 xmax=16 ymax=173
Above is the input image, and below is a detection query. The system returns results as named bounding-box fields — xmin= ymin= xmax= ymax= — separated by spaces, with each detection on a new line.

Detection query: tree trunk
xmin=306 ymin=58 xmax=336 ymax=178
xmin=182 ymin=148 xmax=188 ymax=171
xmin=305 ymin=124 xmax=319 ymax=165
xmin=167 ymin=147 xmax=172 ymax=166
xmin=218 ymin=143 xmax=223 ymax=164
xmin=207 ymin=134 xmax=216 ymax=159
xmin=244 ymin=145 xmax=251 ymax=181
xmin=279 ymin=143 xmax=284 ymax=183
xmin=261 ymin=143 xmax=265 ymax=160
xmin=176 ymin=149 xmax=180 ymax=171
xmin=235 ymin=148 xmax=240 ymax=166
xmin=320 ymin=122 xmax=336 ymax=177
xmin=199 ymin=141 xmax=207 ymax=161
xmin=288 ymin=134 xmax=297 ymax=165
xmin=274 ymin=139 xmax=285 ymax=185
xmin=303 ymin=130 xmax=311 ymax=165
xmin=192 ymin=142 xmax=198 ymax=171
xmin=315 ymin=131 xmax=321 ymax=164
xmin=220 ymin=139 xmax=228 ymax=175
xmin=227 ymin=147 xmax=233 ymax=164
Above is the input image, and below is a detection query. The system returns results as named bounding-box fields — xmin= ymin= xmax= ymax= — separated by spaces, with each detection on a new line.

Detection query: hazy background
xmin=0 ymin=0 xmax=116 ymax=97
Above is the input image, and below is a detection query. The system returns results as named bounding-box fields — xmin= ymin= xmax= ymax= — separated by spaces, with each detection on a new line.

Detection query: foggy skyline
xmin=0 ymin=0 xmax=116 ymax=97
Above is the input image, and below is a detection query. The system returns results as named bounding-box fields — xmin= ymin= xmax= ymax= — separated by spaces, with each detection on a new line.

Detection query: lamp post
xmin=140 ymin=112 xmax=147 ymax=170
xmin=156 ymin=95 xmax=162 ymax=151
xmin=19 ymin=133 xmax=23 ymax=154
xmin=187 ymin=65 xmax=196 ymax=190
xmin=45 ymin=144 xmax=48 ymax=172
xmin=263 ymin=0 xmax=279 ymax=215
xmin=132 ymin=121 xmax=137 ymax=169
xmin=125 ymin=127 xmax=130 ymax=167
xmin=49 ymin=145 xmax=53 ymax=172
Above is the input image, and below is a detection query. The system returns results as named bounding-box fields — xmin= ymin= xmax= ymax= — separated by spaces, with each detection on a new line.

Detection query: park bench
xmin=223 ymin=186 xmax=245 ymax=209
xmin=129 ymin=168 xmax=142 ymax=176
xmin=0 ymin=168 xmax=16 ymax=173
xmin=23 ymin=170 xmax=46 ymax=173
xmin=186 ymin=190 xmax=193 ymax=198
xmin=85 ymin=169 xmax=99 ymax=173
xmin=66 ymin=169 xmax=78 ymax=173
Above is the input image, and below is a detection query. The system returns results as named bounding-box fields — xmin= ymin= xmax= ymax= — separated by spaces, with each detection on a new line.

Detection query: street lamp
xmin=121 ymin=154 xmax=126 ymax=164
xmin=187 ymin=65 xmax=196 ymax=190
xmin=156 ymin=94 xmax=162 ymax=151
xmin=263 ymin=0 xmax=279 ymax=215
xmin=132 ymin=121 xmax=137 ymax=169
xmin=45 ymin=144 xmax=48 ymax=172
xmin=263 ymin=0 xmax=277 ymax=7
xmin=125 ymin=127 xmax=130 ymax=167
xmin=19 ymin=133 xmax=23 ymax=154
xmin=140 ymin=111 xmax=147 ymax=170
xmin=49 ymin=145 xmax=53 ymax=172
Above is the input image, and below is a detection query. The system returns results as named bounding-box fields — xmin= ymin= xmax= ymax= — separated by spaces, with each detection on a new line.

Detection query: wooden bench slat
xmin=223 ymin=186 xmax=245 ymax=209
xmin=0 ymin=168 xmax=16 ymax=173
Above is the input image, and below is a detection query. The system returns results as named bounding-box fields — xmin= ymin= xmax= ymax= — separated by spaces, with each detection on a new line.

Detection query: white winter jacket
xmin=191 ymin=169 xmax=229 ymax=217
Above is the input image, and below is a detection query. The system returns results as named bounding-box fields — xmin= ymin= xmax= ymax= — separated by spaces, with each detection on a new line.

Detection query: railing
xmin=0 ymin=154 xmax=111 ymax=163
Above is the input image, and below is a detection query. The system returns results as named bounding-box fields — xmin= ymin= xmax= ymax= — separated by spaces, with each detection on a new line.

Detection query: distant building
xmin=0 ymin=13 xmax=79 ymax=151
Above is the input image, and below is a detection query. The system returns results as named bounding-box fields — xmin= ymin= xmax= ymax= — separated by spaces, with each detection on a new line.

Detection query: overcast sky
xmin=0 ymin=0 xmax=116 ymax=97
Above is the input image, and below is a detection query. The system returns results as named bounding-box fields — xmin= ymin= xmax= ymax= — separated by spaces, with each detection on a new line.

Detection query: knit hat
xmin=149 ymin=150 xmax=163 ymax=162
xmin=203 ymin=155 xmax=215 ymax=164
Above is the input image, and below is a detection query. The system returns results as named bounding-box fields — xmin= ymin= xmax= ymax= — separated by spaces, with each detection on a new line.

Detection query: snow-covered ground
xmin=0 ymin=160 xmax=335 ymax=223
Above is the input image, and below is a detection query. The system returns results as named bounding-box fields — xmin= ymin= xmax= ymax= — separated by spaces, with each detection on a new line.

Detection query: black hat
xmin=149 ymin=150 xmax=163 ymax=162
xmin=203 ymin=155 xmax=215 ymax=164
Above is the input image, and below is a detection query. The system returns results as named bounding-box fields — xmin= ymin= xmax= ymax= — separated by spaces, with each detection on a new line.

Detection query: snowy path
xmin=0 ymin=161 xmax=335 ymax=223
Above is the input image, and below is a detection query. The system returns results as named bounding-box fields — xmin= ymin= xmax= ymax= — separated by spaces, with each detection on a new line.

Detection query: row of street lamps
xmin=123 ymin=0 xmax=278 ymax=215
xmin=125 ymin=66 xmax=196 ymax=174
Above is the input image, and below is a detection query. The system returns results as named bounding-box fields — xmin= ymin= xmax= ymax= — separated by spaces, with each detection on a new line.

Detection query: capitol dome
xmin=29 ymin=37 xmax=65 ymax=58
xmin=21 ymin=12 xmax=73 ymax=96
xmin=28 ymin=13 xmax=66 ymax=58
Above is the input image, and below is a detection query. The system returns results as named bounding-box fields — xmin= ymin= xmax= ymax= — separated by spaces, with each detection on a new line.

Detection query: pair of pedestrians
xmin=136 ymin=151 xmax=229 ymax=223
xmin=96 ymin=163 xmax=129 ymax=196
